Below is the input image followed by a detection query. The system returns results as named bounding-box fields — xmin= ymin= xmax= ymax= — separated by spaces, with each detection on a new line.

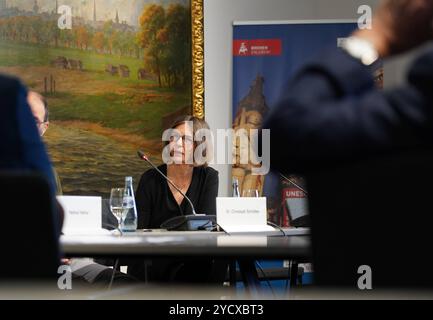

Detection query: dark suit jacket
xmin=0 ymin=74 xmax=60 ymax=235
xmin=263 ymin=46 xmax=433 ymax=173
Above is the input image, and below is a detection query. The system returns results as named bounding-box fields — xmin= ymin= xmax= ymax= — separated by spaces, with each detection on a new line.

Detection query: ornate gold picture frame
xmin=191 ymin=0 xmax=204 ymax=119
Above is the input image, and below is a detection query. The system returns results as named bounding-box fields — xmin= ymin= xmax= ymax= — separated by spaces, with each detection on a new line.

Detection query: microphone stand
xmin=138 ymin=151 xmax=201 ymax=216
xmin=137 ymin=151 xmax=215 ymax=231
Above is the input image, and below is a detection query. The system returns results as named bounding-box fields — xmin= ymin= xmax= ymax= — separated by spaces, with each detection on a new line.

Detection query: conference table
xmin=61 ymin=228 xmax=311 ymax=294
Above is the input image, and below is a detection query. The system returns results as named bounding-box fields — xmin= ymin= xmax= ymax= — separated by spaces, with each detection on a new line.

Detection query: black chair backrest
xmin=0 ymin=172 xmax=59 ymax=279
xmin=306 ymin=149 xmax=433 ymax=289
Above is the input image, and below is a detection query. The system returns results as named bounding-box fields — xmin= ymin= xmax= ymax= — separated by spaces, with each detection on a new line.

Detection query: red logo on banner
xmin=283 ymin=188 xmax=306 ymax=199
xmin=233 ymin=39 xmax=282 ymax=56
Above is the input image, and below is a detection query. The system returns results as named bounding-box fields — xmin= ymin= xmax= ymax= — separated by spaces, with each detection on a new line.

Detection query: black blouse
xmin=135 ymin=164 xmax=219 ymax=229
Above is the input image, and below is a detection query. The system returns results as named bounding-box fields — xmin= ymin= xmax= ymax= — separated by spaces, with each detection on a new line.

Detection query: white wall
xmin=204 ymin=0 xmax=414 ymax=197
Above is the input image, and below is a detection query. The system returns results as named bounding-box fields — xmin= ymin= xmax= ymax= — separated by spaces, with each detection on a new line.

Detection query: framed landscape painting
xmin=0 ymin=0 xmax=204 ymax=196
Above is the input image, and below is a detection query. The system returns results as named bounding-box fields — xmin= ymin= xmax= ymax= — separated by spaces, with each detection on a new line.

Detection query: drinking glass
xmin=110 ymin=188 xmax=129 ymax=235
xmin=242 ymin=189 xmax=259 ymax=197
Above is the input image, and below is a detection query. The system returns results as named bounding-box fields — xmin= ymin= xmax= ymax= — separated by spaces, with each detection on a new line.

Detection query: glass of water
xmin=110 ymin=188 xmax=130 ymax=235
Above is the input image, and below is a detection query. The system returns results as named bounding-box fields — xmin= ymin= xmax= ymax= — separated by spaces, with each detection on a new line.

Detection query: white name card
xmin=216 ymin=197 xmax=274 ymax=233
xmin=57 ymin=196 xmax=103 ymax=235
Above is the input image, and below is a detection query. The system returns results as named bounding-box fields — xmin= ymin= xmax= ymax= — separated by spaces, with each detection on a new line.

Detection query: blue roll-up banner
xmin=232 ymin=21 xmax=361 ymax=226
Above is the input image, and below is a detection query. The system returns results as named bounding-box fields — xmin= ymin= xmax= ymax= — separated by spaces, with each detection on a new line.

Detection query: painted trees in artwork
xmin=75 ymin=26 xmax=90 ymax=50
xmin=137 ymin=4 xmax=165 ymax=87
xmin=92 ymin=31 xmax=105 ymax=53
xmin=137 ymin=3 xmax=191 ymax=88
xmin=165 ymin=4 xmax=191 ymax=88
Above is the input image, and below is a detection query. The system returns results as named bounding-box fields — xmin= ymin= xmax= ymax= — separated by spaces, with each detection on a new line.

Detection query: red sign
xmin=233 ymin=39 xmax=282 ymax=56
xmin=283 ymin=188 xmax=306 ymax=199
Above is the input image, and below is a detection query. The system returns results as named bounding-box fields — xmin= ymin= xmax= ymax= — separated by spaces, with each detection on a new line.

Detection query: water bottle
xmin=121 ymin=176 xmax=138 ymax=232
xmin=232 ymin=177 xmax=240 ymax=197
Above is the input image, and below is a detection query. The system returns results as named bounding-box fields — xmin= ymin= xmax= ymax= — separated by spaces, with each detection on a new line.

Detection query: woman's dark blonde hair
xmin=165 ymin=115 xmax=211 ymax=167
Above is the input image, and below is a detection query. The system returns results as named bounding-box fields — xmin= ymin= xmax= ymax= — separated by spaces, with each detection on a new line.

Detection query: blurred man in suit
xmin=0 ymin=74 xmax=63 ymax=237
xmin=263 ymin=0 xmax=433 ymax=173
xmin=262 ymin=0 xmax=433 ymax=289
xmin=0 ymin=76 xmax=56 ymax=195
xmin=0 ymin=75 xmax=63 ymax=277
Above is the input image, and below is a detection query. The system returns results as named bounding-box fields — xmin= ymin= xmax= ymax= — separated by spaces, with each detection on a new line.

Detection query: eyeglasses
xmin=34 ymin=117 xmax=48 ymax=136
xmin=169 ymin=135 xmax=194 ymax=144
xmin=34 ymin=117 xmax=48 ymax=127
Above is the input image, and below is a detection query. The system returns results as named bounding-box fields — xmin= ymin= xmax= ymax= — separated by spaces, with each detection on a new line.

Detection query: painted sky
xmin=5 ymin=0 xmax=189 ymax=25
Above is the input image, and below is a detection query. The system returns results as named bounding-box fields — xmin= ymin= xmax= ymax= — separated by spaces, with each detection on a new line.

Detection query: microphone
xmin=137 ymin=151 xmax=216 ymax=231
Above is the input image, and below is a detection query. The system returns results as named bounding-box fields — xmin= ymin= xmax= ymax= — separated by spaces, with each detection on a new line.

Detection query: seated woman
xmin=128 ymin=115 xmax=227 ymax=283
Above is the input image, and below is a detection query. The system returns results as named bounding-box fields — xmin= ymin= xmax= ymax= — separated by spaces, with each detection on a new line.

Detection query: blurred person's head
xmin=27 ymin=91 xmax=49 ymax=136
xmin=164 ymin=115 xmax=211 ymax=167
